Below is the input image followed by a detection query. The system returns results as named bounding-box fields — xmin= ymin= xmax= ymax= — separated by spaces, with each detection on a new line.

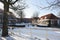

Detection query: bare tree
xmin=17 ymin=10 xmax=25 ymax=23
xmin=10 ymin=0 xmax=26 ymax=11
xmin=0 ymin=0 xmax=18 ymax=37
xmin=11 ymin=0 xmax=26 ymax=23
xmin=32 ymin=12 xmax=39 ymax=23
xmin=41 ymin=0 xmax=60 ymax=10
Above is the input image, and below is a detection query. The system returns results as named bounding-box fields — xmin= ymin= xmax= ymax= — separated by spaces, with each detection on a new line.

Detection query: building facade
xmin=0 ymin=9 xmax=17 ymax=27
xmin=39 ymin=13 xmax=60 ymax=27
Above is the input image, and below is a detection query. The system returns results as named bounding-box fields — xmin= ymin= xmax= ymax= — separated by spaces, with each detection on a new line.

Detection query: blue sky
xmin=0 ymin=0 xmax=60 ymax=18
xmin=24 ymin=0 xmax=60 ymax=18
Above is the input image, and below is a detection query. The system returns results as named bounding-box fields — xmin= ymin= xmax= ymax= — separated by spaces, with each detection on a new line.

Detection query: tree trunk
xmin=2 ymin=0 xmax=9 ymax=37
xmin=20 ymin=11 xmax=23 ymax=23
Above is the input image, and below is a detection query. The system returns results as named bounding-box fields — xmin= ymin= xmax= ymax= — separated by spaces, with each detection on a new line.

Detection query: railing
xmin=8 ymin=27 xmax=60 ymax=40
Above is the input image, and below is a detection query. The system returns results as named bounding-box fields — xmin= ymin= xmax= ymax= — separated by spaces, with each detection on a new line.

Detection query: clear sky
xmin=0 ymin=0 xmax=60 ymax=18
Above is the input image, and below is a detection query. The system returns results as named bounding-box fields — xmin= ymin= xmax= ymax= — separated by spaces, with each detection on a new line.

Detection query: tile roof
xmin=40 ymin=13 xmax=58 ymax=19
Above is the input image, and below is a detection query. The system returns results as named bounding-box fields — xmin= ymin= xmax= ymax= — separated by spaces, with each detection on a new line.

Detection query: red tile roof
xmin=40 ymin=13 xmax=58 ymax=19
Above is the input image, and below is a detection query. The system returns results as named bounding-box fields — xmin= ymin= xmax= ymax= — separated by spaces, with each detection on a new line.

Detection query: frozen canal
xmin=8 ymin=27 xmax=60 ymax=40
xmin=0 ymin=24 xmax=60 ymax=40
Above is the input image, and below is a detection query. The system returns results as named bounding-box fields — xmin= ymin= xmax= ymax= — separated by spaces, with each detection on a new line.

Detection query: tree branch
xmin=11 ymin=0 xmax=18 ymax=4
xmin=46 ymin=0 xmax=56 ymax=5
xmin=10 ymin=5 xmax=26 ymax=11
xmin=34 ymin=0 xmax=60 ymax=10
xmin=0 ymin=0 xmax=4 ymax=3
xmin=10 ymin=5 xmax=18 ymax=11
xmin=9 ymin=0 xmax=19 ymax=8
xmin=42 ymin=0 xmax=60 ymax=9
xmin=18 ymin=7 xmax=25 ymax=10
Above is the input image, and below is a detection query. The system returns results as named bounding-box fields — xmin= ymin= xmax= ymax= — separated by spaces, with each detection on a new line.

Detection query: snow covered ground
xmin=0 ymin=24 xmax=60 ymax=40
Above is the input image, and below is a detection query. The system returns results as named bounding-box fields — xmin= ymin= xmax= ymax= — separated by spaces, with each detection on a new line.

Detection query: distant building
xmin=8 ymin=12 xmax=17 ymax=25
xmin=0 ymin=9 xmax=17 ymax=27
xmin=32 ymin=17 xmax=39 ymax=25
xmin=39 ymin=13 xmax=60 ymax=27
xmin=16 ymin=18 xmax=32 ymax=23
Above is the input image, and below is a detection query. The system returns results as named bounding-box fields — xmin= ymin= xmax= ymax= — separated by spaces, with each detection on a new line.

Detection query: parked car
xmin=8 ymin=24 xmax=15 ymax=26
xmin=14 ymin=23 xmax=25 ymax=27
xmin=37 ymin=24 xmax=49 ymax=27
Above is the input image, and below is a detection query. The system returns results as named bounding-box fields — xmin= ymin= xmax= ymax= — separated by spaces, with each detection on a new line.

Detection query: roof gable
xmin=40 ymin=13 xmax=58 ymax=19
